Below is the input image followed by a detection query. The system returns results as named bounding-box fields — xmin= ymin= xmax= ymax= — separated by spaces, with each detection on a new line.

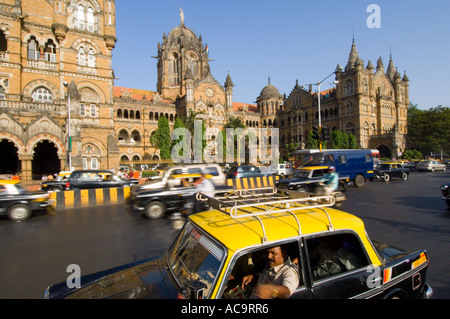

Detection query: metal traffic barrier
xmin=48 ymin=176 xmax=279 ymax=211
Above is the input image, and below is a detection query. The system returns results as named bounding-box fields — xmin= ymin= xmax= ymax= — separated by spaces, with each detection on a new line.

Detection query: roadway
xmin=0 ymin=170 xmax=449 ymax=299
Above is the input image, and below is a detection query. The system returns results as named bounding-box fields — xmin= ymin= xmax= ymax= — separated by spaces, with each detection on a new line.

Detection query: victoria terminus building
xmin=0 ymin=1 xmax=409 ymax=182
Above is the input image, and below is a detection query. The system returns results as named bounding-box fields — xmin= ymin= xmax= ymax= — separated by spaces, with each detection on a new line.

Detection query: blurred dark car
xmin=374 ymin=162 xmax=409 ymax=182
xmin=66 ymin=170 xmax=139 ymax=190
xmin=441 ymin=182 xmax=450 ymax=207
xmin=0 ymin=180 xmax=52 ymax=222
xmin=226 ymin=165 xmax=265 ymax=179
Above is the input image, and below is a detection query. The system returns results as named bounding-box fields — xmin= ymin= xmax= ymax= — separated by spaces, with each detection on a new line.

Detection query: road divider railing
xmin=49 ymin=175 xmax=280 ymax=211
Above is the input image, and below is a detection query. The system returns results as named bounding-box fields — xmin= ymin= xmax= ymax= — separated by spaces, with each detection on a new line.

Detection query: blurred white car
xmin=416 ymin=160 xmax=447 ymax=172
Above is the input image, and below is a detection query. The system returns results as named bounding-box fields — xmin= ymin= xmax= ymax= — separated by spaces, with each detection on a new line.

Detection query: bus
xmin=293 ymin=149 xmax=375 ymax=187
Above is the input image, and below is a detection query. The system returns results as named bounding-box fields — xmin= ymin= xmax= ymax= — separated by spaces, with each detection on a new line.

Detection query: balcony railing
xmin=0 ymin=100 xmax=63 ymax=112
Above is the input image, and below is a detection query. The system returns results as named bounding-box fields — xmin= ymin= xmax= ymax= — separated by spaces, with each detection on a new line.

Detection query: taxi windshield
xmin=167 ymin=222 xmax=225 ymax=298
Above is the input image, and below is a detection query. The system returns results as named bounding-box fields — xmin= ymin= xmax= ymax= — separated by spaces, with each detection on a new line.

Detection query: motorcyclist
xmin=317 ymin=166 xmax=339 ymax=196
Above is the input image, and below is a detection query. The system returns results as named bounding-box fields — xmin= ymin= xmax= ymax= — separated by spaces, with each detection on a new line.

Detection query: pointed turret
xmin=386 ymin=54 xmax=397 ymax=81
xmin=345 ymin=39 xmax=360 ymax=71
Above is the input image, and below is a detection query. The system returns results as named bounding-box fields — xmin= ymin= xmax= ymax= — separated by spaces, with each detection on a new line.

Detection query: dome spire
xmin=179 ymin=7 xmax=185 ymax=26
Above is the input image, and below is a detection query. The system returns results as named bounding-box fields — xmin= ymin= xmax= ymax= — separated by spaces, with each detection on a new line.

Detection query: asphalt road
xmin=0 ymin=169 xmax=449 ymax=299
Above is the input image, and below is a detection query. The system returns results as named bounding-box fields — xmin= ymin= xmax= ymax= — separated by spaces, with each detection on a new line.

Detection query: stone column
xmin=18 ymin=155 xmax=33 ymax=183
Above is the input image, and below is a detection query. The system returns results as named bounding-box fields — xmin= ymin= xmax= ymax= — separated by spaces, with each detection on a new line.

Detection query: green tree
xmin=402 ymin=149 xmax=422 ymax=160
xmin=329 ymin=130 xmax=348 ymax=149
xmin=154 ymin=115 xmax=171 ymax=160
xmin=348 ymin=133 xmax=358 ymax=149
xmin=407 ymin=104 xmax=450 ymax=156
xmin=306 ymin=131 xmax=319 ymax=149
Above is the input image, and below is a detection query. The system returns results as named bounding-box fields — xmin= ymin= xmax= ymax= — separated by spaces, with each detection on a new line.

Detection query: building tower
xmin=0 ymin=0 xmax=117 ymax=182
xmin=156 ymin=8 xmax=211 ymax=101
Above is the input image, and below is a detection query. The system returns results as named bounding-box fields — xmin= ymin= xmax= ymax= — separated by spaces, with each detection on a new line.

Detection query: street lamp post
xmin=63 ymin=81 xmax=71 ymax=170
xmin=315 ymin=69 xmax=341 ymax=151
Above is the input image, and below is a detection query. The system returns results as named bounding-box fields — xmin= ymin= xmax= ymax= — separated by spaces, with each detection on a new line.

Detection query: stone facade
xmin=0 ymin=3 xmax=408 ymax=182
xmin=276 ymin=40 xmax=409 ymax=158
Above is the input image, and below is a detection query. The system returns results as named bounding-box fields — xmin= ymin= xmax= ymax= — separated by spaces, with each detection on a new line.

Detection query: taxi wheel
xmin=383 ymin=174 xmax=390 ymax=182
xmin=401 ymin=172 xmax=408 ymax=181
xmin=7 ymin=204 xmax=32 ymax=222
xmin=145 ymin=201 xmax=166 ymax=219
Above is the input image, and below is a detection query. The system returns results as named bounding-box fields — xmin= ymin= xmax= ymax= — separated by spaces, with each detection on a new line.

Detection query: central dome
xmin=259 ymin=81 xmax=281 ymax=99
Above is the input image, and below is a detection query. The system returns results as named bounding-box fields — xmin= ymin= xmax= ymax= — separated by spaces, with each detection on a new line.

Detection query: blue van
xmin=294 ymin=149 xmax=374 ymax=187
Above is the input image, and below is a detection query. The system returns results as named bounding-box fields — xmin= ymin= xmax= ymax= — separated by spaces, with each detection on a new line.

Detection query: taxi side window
xmin=0 ymin=184 xmax=6 ymax=195
xmin=306 ymin=233 xmax=369 ymax=281
xmin=223 ymin=242 xmax=303 ymax=299
xmin=312 ymin=170 xmax=324 ymax=178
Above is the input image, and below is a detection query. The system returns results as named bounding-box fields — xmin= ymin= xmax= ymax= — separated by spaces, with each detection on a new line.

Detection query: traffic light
xmin=312 ymin=126 xmax=320 ymax=140
xmin=322 ymin=126 xmax=330 ymax=141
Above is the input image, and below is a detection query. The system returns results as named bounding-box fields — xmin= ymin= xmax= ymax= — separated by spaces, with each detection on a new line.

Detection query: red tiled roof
xmin=113 ymin=87 xmax=155 ymax=101
xmin=233 ymin=102 xmax=258 ymax=113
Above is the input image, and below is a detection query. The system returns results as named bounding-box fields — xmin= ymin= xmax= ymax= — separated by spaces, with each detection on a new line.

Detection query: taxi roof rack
xmin=197 ymin=188 xmax=335 ymax=244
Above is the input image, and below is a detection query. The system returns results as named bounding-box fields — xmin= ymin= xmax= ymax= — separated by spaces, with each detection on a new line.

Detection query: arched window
xmin=87 ymin=7 xmax=95 ymax=32
xmin=131 ymin=130 xmax=141 ymax=143
xmin=77 ymin=5 xmax=85 ymax=30
xmin=118 ymin=129 xmax=129 ymax=143
xmin=32 ymin=87 xmax=53 ymax=103
xmin=27 ymin=36 xmax=39 ymax=60
xmin=0 ymin=30 xmax=7 ymax=52
xmin=168 ymin=53 xmax=180 ymax=86
xmin=117 ymin=109 xmax=122 ymax=118
xmin=345 ymin=79 xmax=354 ymax=96
xmin=88 ymin=49 xmax=95 ymax=67
xmin=186 ymin=53 xmax=198 ymax=77
xmin=78 ymin=47 xmax=85 ymax=66
xmin=44 ymin=39 xmax=56 ymax=62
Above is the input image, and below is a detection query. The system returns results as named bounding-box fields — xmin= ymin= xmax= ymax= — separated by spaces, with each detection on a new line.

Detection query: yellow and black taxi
xmin=374 ymin=162 xmax=410 ymax=182
xmin=40 ymin=171 xmax=71 ymax=192
xmin=276 ymin=166 xmax=350 ymax=193
xmin=45 ymin=188 xmax=432 ymax=299
xmin=129 ymin=173 xmax=231 ymax=219
xmin=0 ymin=180 xmax=52 ymax=222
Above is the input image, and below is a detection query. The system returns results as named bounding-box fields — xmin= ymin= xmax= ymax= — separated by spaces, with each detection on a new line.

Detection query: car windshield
xmin=167 ymin=222 xmax=225 ymax=298
xmin=292 ymin=170 xmax=310 ymax=178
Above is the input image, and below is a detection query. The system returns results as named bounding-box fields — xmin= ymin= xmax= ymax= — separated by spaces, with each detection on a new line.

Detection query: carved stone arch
xmin=23 ymin=33 xmax=43 ymax=44
xmin=42 ymin=35 xmax=60 ymax=49
xmin=71 ymin=37 xmax=101 ymax=53
xmin=23 ymin=79 xmax=61 ymax=100
xmin=0 ymin=112 xmax=25 ymax=142
xmin=78 ymin=0 xmax=102 ymax=12
xmin=27 ymin=134 xmax=65 ymax=158
xmin=77 ymin=82 xmax=104 ymax=103
xmin=0 ymin=132 xmax=25 ymax=156
xmin=81 ymin=139 xmax=104 ymax=157
xmin=26 ymin=116 xmax=65 ymax=144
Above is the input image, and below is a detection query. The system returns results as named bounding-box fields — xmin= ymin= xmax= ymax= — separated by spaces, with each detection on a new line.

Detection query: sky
xmin=113 ymin=0 xmax=450 ymax=110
